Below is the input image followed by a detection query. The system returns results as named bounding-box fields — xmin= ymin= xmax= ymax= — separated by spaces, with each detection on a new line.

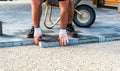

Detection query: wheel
xmin=73 ymin=5 xmax=96 ymax=27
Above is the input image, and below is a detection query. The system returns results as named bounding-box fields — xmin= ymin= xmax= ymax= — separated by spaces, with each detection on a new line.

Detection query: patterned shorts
xmin=43 ymin=0 xmax=65 ymax=2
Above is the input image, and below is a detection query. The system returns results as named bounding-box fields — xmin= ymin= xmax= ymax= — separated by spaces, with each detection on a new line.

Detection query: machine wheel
xmin=73 ymin=4 xmax=96 ymax=27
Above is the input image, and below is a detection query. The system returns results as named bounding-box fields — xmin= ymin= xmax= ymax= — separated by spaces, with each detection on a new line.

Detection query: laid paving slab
xmin=0 ymin=34 xmax=34 ymax=47
xmin=0 ymin=2 xmax=120 ymax=48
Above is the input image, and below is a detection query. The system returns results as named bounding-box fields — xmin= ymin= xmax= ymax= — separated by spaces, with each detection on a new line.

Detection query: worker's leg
xmin=59 ymin=0 xmax=69 ymax=46
xmin=66 ymin=0 xmax=78 ymax=37
xmin=31 ymin=0 xmax=43 ymax=45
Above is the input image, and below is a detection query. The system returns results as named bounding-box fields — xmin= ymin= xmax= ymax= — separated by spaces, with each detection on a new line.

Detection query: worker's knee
xmin=31 ymin=0 xmax=42 ymax=9
xmin=61 ymin=8 xmax=68 ymax=14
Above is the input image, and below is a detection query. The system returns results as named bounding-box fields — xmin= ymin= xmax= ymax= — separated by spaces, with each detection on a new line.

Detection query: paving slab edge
xmin=0 ymin=39 xmax=34 ymax=48
xmin=39 ymin=36 xmax=120 ymax=48
xmin=1 ymin=36 xmax=120 ymax=48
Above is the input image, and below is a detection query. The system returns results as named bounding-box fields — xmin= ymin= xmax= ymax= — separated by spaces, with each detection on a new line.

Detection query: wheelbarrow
xmin=43 ymin=0 xmax=96 ymax=29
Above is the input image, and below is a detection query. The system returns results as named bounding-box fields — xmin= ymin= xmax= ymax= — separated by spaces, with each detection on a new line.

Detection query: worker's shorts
xmin=46 ymin=0 xmax=66 ymax=6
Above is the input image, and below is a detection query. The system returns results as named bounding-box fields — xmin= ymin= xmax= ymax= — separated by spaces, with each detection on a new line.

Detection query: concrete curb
xmin=1 ymin=34 xmax=120 ymax=48
xmin=39 ymin=33 xmax=120 ymax=48
xmin=0 ymin=38 xmax=34 ymax=48
xmin=0 ymin=34 xmax=34 ymax=48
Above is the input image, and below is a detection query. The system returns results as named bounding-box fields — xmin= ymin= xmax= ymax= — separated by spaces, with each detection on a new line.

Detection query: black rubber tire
xmin=73 ymin=4 xmax=96 ymax=27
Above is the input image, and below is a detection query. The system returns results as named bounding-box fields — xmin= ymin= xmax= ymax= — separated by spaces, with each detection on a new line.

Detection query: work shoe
xmin=27 ymin=26 xmax=34 ymax=38
xmin=66 ymin=24 xmax=78 ymax=37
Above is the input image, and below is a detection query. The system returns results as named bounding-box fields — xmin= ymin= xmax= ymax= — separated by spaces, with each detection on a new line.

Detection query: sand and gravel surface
xmin=1 ymin=41 xmax=120 ymax=71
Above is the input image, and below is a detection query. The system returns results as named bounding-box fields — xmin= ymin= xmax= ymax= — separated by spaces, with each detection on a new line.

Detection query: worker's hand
xmin=34 ymin=28 xmax=42 ymax=45
xmin=59 ymin=29 xmax=69 ymax=46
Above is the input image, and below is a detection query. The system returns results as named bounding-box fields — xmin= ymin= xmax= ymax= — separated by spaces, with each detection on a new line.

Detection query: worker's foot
xmin=27 ymin=26 xmax=34 ymax=38
xmin=66 ymin=24 xmax=78 ymax=37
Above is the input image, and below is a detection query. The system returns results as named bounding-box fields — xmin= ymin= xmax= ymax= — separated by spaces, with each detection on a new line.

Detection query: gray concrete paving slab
xmin=0 ymin=2 xmax=120 ymax=48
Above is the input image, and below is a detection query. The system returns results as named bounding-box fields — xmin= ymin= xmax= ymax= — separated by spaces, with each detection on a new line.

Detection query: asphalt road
xmin=0 ymin=41 xmax=120 ymax=71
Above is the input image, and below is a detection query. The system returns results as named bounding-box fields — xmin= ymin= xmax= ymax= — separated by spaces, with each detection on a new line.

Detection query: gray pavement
xmin=0 ymin=2 xmax=120 ymax=47
xmin=1 ymin=40 xmax=120 ymax=71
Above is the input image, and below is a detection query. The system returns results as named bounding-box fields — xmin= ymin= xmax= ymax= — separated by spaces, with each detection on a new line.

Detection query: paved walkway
xmin=0 ymin=2 xmax=120 ymax=47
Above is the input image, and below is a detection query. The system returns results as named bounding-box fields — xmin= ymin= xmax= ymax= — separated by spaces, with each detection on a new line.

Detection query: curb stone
xmin=1 ymin=35 xmax=120 ymax=48
xmin=0 ymin=39 xmax=34 ymax=48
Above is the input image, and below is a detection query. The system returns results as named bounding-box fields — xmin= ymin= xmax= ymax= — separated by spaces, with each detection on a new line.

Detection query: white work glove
xmin=59 ymin=29 xmax=69 ymax=46
xmin=34 ymin=28 xmax=42 ymax=45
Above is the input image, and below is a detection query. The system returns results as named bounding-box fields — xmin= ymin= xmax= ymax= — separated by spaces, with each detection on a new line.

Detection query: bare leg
xmin=31 ymin=0 xmax=42 ymax=28
xmin=66 ymin=0 xmax=78 ymax=37
xmin=59 ymin=0 xmax=69 ymax=46
xmin=68 ymin=0 xmax=74 ymax=24
xmin=59 ymin=0 xmax=69 ymax=29
xmin=27 ymin=0 xmax=44 ymax=38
